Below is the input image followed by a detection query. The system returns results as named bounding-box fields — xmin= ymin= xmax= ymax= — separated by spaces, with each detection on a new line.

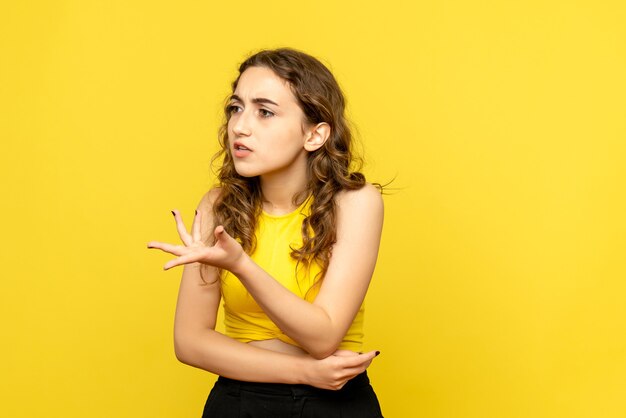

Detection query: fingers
xmin=214 ymin=225 xmax=239 ymax=248
xmin=147 ymin=241 xmax=187 ymax=256
xmin=191 ymin=209 xmax=201 ymax=242
xmin=214 ymin=225 xmax=233 ymax=247
xmin=334 ymin=350 xmax=379 ymax=374
xmin=171 ymin=210 xmax=193 ymax=246
xmin=163 ymin=251 xmax=204 ymax=270
xmin=214 ymin=225 xmax=225 ymax=239
xmin=336 ymin=351 xmax=380 ymax=385
xmin=309 ymin=350 xmax=380 ymax=391
xmin=340 ymin=350 xmax=379 ymax=367
xmin=333 ymin=350 xmax=357 ymax=357
xmin=329 ymin=352 xmax=379 ymax=390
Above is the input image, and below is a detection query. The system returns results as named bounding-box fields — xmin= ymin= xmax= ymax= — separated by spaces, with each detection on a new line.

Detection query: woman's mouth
xmin=233 ymin=142 xmax=252 ymax=158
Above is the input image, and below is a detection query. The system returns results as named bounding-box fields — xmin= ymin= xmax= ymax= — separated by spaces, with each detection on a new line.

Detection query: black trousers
xmin=201 ymin=371 xmax=384 ymax=418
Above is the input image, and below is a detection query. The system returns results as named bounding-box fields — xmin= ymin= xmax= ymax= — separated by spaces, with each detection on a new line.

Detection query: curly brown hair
xmin=210 ymin=47 xmax=370 ymax=279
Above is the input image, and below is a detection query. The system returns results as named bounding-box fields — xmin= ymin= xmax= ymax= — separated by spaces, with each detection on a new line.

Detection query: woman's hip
xmin=202 ymin=371 xmax=384 ymax=418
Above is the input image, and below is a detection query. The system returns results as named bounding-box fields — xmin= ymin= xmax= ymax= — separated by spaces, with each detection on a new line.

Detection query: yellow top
xmin=221 ymin=196 xmax=364 ymax=352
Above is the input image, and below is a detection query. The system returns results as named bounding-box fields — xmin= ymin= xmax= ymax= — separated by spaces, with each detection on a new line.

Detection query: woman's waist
xmin=224 ymin=310 xmax=365 ymax=350
xmin=227 ymin=328 xmax=364 ymax=353
xmin=247 ymin=338 xmax=308 ymax=356
xmin=216 ymin=370 xmax=372 ymax=397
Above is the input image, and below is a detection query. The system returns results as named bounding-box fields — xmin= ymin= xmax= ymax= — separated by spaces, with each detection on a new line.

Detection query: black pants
xmin=202 ymin=371 xmax=384 ymax=418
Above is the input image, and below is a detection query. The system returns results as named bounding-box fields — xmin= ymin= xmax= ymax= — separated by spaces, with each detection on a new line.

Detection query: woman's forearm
xmin=173 ymin=325 xmax=379 ymax=391
xmin=174 ymin=326 xmax=309 ymax=384
xmin=231 ymin=256 xmax=345 ymax=359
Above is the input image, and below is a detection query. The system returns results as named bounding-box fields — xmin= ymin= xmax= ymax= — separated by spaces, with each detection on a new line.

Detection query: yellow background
xmin=1 ymin=1 xmax=625 ymax=417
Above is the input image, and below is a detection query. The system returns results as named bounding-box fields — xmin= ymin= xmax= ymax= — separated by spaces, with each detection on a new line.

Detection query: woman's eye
xmin=259 ymin=109 xmax=274 ymax=118
xmin=227 ymin=105 xmax=242 ymax=114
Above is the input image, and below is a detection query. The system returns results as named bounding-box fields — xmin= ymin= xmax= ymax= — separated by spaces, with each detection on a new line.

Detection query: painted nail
xmin=375 ymin=351 xmax=380 ymax=357
xmin=195 ymin=209 xmax=198 ymax=216
xmin=171 ymin=210 xmax=175 ymax=217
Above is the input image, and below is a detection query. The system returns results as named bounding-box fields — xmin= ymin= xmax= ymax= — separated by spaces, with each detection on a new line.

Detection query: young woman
xmin=148 ymin=47 xmax=385 ymax=417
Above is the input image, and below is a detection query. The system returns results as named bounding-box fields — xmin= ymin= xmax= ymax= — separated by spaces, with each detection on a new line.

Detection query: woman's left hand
xmin=147 ymin=210 xmax=245 ymax=271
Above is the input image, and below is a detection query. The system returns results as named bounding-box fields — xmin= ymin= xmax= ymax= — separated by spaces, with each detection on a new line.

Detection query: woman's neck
xmin=260 ymin=171 xmax=308 ymax=216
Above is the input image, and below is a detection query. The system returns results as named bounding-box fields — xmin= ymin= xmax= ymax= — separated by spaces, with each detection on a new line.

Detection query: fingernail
xmin=171 ymin=210 xmax=175 ymax=217
xmin=195 ymin=209 xmax=198 ymax=216
xmin=375 ymin=351 xmax=380 ymax=357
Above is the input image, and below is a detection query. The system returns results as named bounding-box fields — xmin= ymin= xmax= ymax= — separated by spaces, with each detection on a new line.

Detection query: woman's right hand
xmin=303 ymin=350 xmax=380 ymax=390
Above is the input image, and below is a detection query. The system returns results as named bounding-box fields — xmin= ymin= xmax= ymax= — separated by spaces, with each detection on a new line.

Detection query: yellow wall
xmin=1 ymin=1 xmax=625 ymax=417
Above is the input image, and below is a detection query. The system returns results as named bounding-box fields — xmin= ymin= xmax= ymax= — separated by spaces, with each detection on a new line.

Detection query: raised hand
xmin=147 ymin=210 xmax=245 ymax=271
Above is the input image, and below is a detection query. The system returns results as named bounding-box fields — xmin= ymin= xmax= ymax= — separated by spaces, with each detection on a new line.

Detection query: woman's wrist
xmin=290 ymin=355 xmax=313 ymax=385
xmin=229 ymin=251 xmax=252 ymax=277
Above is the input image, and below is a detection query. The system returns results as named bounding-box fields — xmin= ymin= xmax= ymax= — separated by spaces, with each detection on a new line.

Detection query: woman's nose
xmin=232 ymin=109 xmax=251 ymax=136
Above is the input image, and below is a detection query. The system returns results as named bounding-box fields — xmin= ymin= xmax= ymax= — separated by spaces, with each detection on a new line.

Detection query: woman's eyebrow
xmin=230 ymin=94 xmax=280 ymax=107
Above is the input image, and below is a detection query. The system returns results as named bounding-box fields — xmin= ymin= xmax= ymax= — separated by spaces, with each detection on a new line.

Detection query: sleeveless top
xmin=221 ymin=196 xmax=365 ymax=351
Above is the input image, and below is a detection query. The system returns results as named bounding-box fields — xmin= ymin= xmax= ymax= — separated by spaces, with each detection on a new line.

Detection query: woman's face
xmin=227 ymin=66 xmax=311 ymax=179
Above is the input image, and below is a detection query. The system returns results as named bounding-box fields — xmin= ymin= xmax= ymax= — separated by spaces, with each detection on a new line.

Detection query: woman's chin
xmin=234 ymin=167 xmax=260 ymax=178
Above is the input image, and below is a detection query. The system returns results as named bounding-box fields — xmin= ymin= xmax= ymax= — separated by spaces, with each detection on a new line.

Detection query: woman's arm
xmin=228 ymin=184 xmax=384 ymax=358
xmin=174 ymin=262 xmax=377 ymax=389
xmin=155 ymin=190 xmax=378 ymax=389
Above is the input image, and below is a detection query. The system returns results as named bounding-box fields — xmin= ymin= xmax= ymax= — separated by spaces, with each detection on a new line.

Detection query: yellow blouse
xmin=221 ymin=196 xmax=364 ymax=352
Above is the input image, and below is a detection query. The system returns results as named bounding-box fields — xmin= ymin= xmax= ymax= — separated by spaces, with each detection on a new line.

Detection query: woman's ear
xmin=304 ymin=122 xmax=331 ymax=152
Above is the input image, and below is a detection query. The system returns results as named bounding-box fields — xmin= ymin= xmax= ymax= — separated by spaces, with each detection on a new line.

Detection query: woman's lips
xmin=233 ymin=141 xmax=252 ymax=158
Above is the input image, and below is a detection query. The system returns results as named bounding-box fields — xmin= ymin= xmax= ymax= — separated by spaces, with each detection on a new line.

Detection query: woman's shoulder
xmin=334 ymin=183 xmax=384 ymax=215
xmin=195 ymin=187 xmax=223 ymax=242
xmin=197 ymin=187 xmax=223 ymax=211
